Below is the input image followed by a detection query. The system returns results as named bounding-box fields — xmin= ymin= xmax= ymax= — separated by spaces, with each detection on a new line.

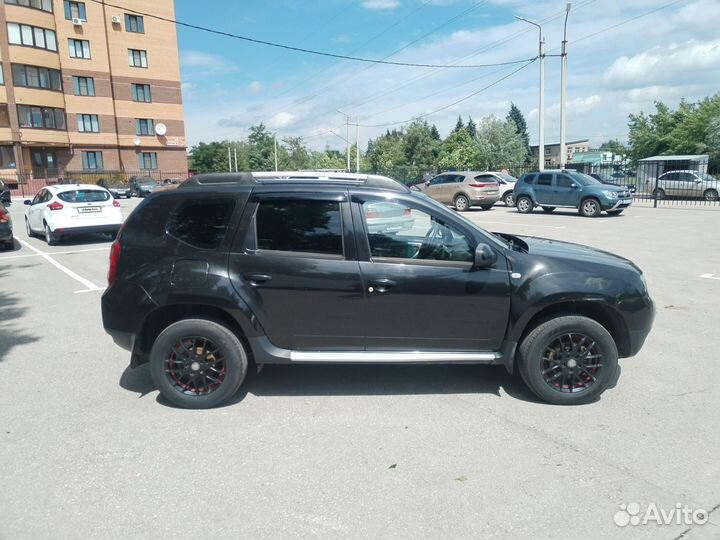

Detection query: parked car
xmin=481 ymin=171 xmax=518 ymax=206
xmin=98 ymin=179 xmax=131 ymax=199
xmin=24 ymin=184 xmax=123 ymax=245
xmin=0 ymin=201 xmax=13 ymax=249
xmin=652 ymin=170 xmax=719 ymax=201
xmin=102 ymin=172 xmax=654 ymax=409
xmin=128 ymin=176 xmax=160 ymax=197
xmin=589 ymin=173 xmax=636 ymax=194
xmin=0 ymin=179 xmax=11 ymax=204
xmin=416 ymin=172 xmax=500 ymax=211
xmin=515 ymin=170 xmax=634 ymax=217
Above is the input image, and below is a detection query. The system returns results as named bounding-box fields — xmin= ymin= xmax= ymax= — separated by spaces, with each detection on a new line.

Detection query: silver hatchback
xmin=419 ymin=172 xmax=501 ymax=211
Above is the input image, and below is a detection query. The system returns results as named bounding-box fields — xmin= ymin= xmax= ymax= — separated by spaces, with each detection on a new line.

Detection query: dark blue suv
xmin=514 ymin=170 xmax=634 ymax=217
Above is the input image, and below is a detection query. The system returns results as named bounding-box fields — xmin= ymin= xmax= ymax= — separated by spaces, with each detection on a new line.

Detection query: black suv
xmin=102 ymin=172 xmax=654 ymax=408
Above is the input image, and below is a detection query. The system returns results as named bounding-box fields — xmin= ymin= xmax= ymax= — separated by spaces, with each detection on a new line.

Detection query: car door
xmin=533 ymin=173 xmax=555 ymax=205
xmin=228 ymin=188 xmax=366 ymax=350
xmin=554 ymin=173 xmax=580 ymax=206
xmin=28 ymin=189 xmax=48 ymax=230
xmin=659 ymin=172 xmax=678 ymax=196
xmin=682 ymin=172 xmax=702 ymax=198
xmin=424 ymin=174 xmax=448 ymax=202
xmin=351 ymin=192 xmax=511 ymax=351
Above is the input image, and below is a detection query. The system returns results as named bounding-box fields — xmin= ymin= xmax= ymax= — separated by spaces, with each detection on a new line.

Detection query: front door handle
xmin=244 ymin=273 xmax=273 ymax=286
xmin=368 ymin=278 xmax=397 ymax=293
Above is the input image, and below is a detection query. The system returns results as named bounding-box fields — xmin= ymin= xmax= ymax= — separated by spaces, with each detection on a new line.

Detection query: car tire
xmin=516 ymin=196 xmax=534 ymax=214
xmin=44 ymin=223 xmax=58 ymax=246
xmin=149 ymin=318 xmax=248 ymax=409
xmin=703 ymin=189 xmax=718 ymax=202
xmin=2 ymin=238 xmax=13 ymax=250
xmin=454 ymin=194 xmax=470 ymax=212
xmin=542 ymin=206 xmax=556 ymax=213
xmin=653 ymin=188 xmax=666 ymax=200
xmin=607 ymin=209 xmax=624 ymax=216
xmin=25 ymin=218 xmax=34 ymax=238
xmin=503 ymin=192 xmax=514 ymax=206
xmin=580 ymin=198 xmax=601 ymax=218
xmin=518 ymin=315 xmax=619 ymax=405
xmin=480 ymin=204 xmax=494 ymax=211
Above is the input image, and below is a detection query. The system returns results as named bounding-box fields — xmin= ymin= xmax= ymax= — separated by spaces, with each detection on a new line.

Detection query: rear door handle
xmin=244 ymin=273 xmax=273 ymax=286
xmin=368 ymin=278 xmax=397 ymax=293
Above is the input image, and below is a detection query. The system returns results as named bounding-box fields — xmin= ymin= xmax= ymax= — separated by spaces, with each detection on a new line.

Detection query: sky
xmin=175 ymin=0 xmax=720 ymax=151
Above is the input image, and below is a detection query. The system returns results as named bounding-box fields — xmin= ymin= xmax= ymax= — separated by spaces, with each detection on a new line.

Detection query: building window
xmin=139 ymin=152 xmax=157 ymax=170
xmin=6 ymin=23 xmax=57 ymax=52
xmin=0 ymin=105 xmax=10 ymax=128
xmin=135 ymin=118 xmax=154 ymax=136
xmin=82 ymin=151 xmax=103 ymax=170
xmin=77 ymin=114 xmax=99 ymax=133
xmin=12 ymin=64 xmax=62 ymax=91
xmin=17 ymin=105 xmax=66 ymax=130
xmin=131 ymin=83 xmax=151 ymax=103
xmin=124 ymin=14 xmax=144 ymax=33
xmin=63 ymin=0 xmax=86 ymax=20
xmin=68 ymin=39 xmax=91 ymax=59
xmin=0 ymin=64 xmax=3 ymax=85
xmin=72 ymin=76 xmax=95 ymax=96
xmin=0 ymin=145 xmax=16 ymax=168
xmin=4 ymin=0 xmax=53 ymax=13
xmin=128 ymin=49 xmax=148 ymax=68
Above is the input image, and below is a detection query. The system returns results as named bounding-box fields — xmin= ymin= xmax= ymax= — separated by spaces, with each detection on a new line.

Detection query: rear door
xmin=228 ymin=188 xmax=366 ymax=350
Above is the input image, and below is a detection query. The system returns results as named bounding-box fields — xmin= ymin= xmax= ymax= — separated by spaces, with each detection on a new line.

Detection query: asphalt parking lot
xmin=1 ymin=198 xmax=719 ymax=539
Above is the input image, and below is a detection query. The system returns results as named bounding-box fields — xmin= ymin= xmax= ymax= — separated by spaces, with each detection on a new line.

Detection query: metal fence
xmin=1 ymin=170 xmax=188 ymax=199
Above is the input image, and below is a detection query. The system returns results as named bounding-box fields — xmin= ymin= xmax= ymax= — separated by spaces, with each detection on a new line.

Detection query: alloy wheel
xmin=540 ymin=333 xmax=603 ymax=394
xmin=164 ymin=336 xmax=227 ymax=396
xmin=517 ymin=198 xmax=531 ymax=212
xmin=704 ymin=189 xmax=719 ymax=202
xmin=455 ymin=196 xmax=468 ymax=211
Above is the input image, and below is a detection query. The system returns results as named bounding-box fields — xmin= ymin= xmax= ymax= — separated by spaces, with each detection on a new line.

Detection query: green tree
xmin=366 ymin=130 xmax=406 ymax=174
xmin=248 ymin=123 xmax=276 ymax=171
xmin=430 ymin=124 xmax=441 ymax=140
xmin=282 ymin=136 xmax=311 ymax=170
xmin=188 ymin=141 xmax=228 ymax=173
xmin=438 ymin=128 xmax=478 ymax=170
xmin=475 ymin=116 xmax=528 ymax=170
xmin=507 ymin=103 xmax=530 ymax=161
xmin=453 ymin=115 xmax=464 ymax=133
xmin=403 ymin=119 xmax=440 ymax=172
xmin=466 ymin=116 xmax=477 ymax=139
xmin=309 ymin=147 xmax=346 ymax=170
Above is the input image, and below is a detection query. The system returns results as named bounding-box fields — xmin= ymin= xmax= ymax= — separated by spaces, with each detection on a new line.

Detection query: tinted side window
xmin=536 ymin=174 xmax=553 ymax=186
xmin=556 ymin=174 xmax=575 ymax=188
xmin=166 ymin=198 xmax=236 ymax=249
xmin=256 ymin=200 xmax=343 ymax=256
xmin=429 ymin=176 xmax=445 ymax=186
xmin=522 ymin=174 xmax=537 ymax=185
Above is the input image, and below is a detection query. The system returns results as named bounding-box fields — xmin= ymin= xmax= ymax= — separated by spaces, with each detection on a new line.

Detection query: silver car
xmin=654 ymin=170 xmax=719 ymax=201
xmin=418 ymin=172 xmax=501 ymax=211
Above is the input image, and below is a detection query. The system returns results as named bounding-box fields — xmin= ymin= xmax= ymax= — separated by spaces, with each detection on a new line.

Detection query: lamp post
xmin=559 ymin=2 xmax=572 ymax=169
xmin=514 ymin=15 xmax=545 ymax=171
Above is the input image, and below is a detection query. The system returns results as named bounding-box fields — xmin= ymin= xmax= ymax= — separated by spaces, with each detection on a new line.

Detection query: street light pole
xmin=514 ymin=16 xmax=545 ymax=171
xmin=356 ymin=117 xmax=360 ymax=173
xmin=559 ymin=2 xmax=572 ymax=169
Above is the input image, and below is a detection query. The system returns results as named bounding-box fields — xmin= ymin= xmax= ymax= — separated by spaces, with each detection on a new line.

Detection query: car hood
xmin=514 ymin=235 xmax=640 ymax=273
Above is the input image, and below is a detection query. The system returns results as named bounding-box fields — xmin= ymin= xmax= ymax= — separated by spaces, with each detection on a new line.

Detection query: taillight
xmin=113 ymin=200 xmax=121 ymax=207
xmin=0 ymin=209 xmax=8 ymax=223
xmin=365 ymin=210 xmax=379 ymax=219
xmin=468 ymin=183 xmax=492 ymax=188
xmin=107 ymin=240 xmax=121 ymax=286
xmin=47 ymin=201 xmax=64 ymax=211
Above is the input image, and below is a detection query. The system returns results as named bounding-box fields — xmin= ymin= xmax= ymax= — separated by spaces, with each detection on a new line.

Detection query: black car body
xmin=0 ymin=179 xmax=11 ymax=204
xmin=102 ymin=173 xmax=654 ymax=408
xmin=0 ymin=201 xmax=13 ymax=249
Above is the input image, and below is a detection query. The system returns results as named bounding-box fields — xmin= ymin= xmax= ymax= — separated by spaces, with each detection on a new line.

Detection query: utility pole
xmin=233 ymin=147 xmax=238 ymax=172
xmin=228 ymin=147 xmax=232 ymax=172
xmin=337 ymin=110 xmax=351 ymax=172
xmin=515 ymin=15 xmax=545 ymax=171
xmin=274 ymin=134 xmax=279 ymax=172
xmin=559 ymin=2 xmax=572 ymax=169
xmin=356 ymin=117 xmax=360 ymax=173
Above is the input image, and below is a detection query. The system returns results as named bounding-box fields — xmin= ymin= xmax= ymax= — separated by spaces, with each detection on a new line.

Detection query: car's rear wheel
xmin=580 ymin=198 xmax=601 ymax=218
xmin=518 ymin=316 xmax=618 ymax=405
xmin=480 ymin=204 xmax=494 ymax=211
xmin=503 ymin=192 xmax=514 ymax=206
xmin=607 ymin=209 xmax=624 ymax=216
xmin=542 ymin=206 xmax=555 ymax=213
xmin=44 ymin=223 xmax=58 ymax=246
xmin=516 ymin=196 xmax=534 ymax=214
xmin=454 ymin=194 xmax=470 ymax=212
xmin=704 ymin=189 xmax=718 ymax=202
xmin=149 ymin=319 xmax=247 ymax=409
xmin=653 ymin=188 xmax=666 ymax=200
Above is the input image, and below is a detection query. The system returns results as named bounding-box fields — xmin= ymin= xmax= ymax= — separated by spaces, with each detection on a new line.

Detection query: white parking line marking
xmin=0 ymin=246 xmax=109 ymax=261
xmin=700 ymin=274 xmax=720 ymax=281
xmin=478 ymin=220 xmax=566 ymax=230
xmin=74 ymin=288 xmax=105 ymax=294
xmin=16 ymin=238 xmax=101 ymax=291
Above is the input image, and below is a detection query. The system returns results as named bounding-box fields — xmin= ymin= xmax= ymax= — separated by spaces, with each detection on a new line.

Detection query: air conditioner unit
xmin=111 ymin=15 xmax=121 ymax=24
xmin=72 ymin=17 xmax=84 ymax=26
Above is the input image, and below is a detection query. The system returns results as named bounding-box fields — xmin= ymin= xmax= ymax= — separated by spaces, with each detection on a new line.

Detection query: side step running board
xmin=289 ymin=351 xmax=500 ymax=364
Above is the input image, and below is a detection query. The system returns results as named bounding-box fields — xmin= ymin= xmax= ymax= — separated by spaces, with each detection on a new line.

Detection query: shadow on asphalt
xmin=0 ymin=264 xmax=40 ymax=362
xmin=119 ymin=362 xmax=545 ymax=408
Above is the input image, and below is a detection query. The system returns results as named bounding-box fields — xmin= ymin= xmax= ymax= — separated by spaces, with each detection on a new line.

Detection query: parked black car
xmin=0 ymin=179 xmax=11 ymax=204
xmin=128 ymin=176 xmax=159 ymax=197
xmin=0 ymin=201 xmax=14 ymax=249
xmin=102 ymin=173 xmax=654 ymax=409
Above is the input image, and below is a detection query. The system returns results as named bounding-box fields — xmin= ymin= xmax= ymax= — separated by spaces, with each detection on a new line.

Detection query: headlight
xmin=603 ymin=190 xmax=618 ymax=199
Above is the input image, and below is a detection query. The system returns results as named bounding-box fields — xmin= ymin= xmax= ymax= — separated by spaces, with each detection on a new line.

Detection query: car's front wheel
xmin=704 ymin=189 xmax=718 ymax=202
xmin=516 ymin=196 xmax=534 ymax=214
xmin=580 ymin=198 xmax=601 ymax=218
xmin=149 ymin=319 xmax=248 ymax=409
xmin=25 ymin=218 xmax=34 ymax=238
xmin=518 ymin=316 xmax=618 ymax=405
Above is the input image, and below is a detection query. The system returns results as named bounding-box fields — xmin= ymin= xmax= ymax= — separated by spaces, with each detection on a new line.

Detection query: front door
xmin=554 ymin=173 xmax=581 ymax=206
xmin=228 ymin=190 xmax=366 ymax=350
xmin=425 ymin=174 xmax=449 ymax=202
xmin=352 ymin=193 xmax=511 ymax=351
xmin=533 ymin=172 xmax=555 ymax=205
xmin=27 ymin=189 xmax=50 ymax=230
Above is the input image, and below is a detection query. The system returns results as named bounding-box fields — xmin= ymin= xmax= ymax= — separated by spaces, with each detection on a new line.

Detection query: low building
xmin=530 ymin=139 xmax=590 ymax=168
xmin=570 ymin=150 xmax=625 ymax=166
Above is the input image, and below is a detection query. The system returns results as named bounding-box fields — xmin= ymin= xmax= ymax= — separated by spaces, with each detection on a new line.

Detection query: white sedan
xmin=24 ymin=184 xmax=124 ymax=245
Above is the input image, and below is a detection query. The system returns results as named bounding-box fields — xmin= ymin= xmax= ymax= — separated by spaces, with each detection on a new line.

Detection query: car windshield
xmin=496 ymin=173 xmax=517 ymax=183
xmin=58 ymin=189 xmax=111 ymax=203
xmin=570 ymin=172 xmax=602 ymax=186
xmin=140 ymin=181 xmax=157 ymax=186
xmin=700 ymin=173 xmax=716 ymax=181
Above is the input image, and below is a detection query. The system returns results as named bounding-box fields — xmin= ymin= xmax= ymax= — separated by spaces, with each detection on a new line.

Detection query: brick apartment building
xmin=0 ymin=0 xmax=187 ymax=180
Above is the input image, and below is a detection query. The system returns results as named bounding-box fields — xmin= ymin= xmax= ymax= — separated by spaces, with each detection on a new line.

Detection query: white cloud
xmin=267 ymin=112 xmax=297 ymax=130
xmin=180 ymin=51 xmax=236 ymax=72
xmin=248 ymin=81 xmax=263 ymax=94
xmin=362 ymin=0 xmax=400 ymax=10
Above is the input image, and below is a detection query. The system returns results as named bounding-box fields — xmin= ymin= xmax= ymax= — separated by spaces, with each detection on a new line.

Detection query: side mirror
xmin=474 ymin=243 xmax=497 ymax=269
xmin=425 ymin=180 xmax=431 ymax=186
xmin=570 ymin=183 xmax=578 ymax=188
xmin=24 ymin=199 xmax=32 ymax=206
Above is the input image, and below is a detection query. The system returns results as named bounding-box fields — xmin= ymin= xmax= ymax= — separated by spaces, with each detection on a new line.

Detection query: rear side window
xmin=166 ymin=198 xmax=236 ymax=249
xmin=522 ymin=174 xmax=537 ymax=184
xmin=256 ymin=200 xmax=343 ymax=256
xmin=57 ymin=189 xmax=110 ymax=203
xmin=536 ymin=174 xmax=553 ymax=186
